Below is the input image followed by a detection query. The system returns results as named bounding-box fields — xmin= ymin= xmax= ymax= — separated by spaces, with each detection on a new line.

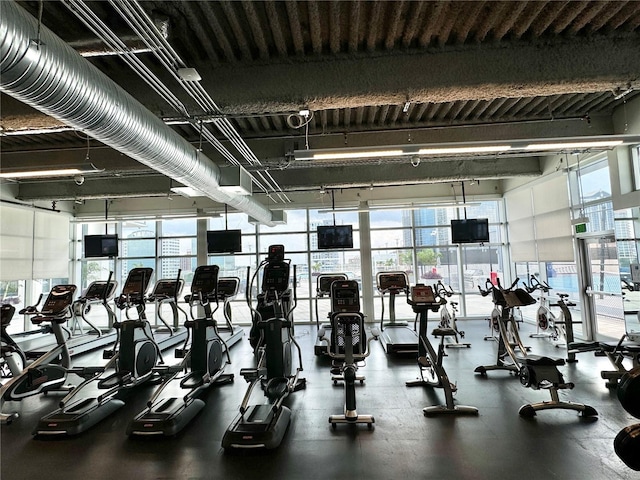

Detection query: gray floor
xmin=1 ymin=320 xmax=637 ymax=480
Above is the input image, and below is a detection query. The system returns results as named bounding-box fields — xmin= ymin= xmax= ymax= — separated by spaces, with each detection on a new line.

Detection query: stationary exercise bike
xmin=434 ymin=280 xmax=470 ymax=348
xmin=0 ymin=284 xmax=77 ymax=425
xmin=406 ymin=284 xmax=478 ymax=416
xmin=475 ymin=279 xmax=597 ymax=418
xmin=318 ymin=279 xmax=379 ymax=428
xmin=33 ymin=267 xmax=163 ymax=436
xmin=1 ymin=304 xmax=27 ymax=378
xmin=222 ymin=245 xmax=306 ymax=450
xmin=127 ymin=265 xmax=234 ymax=436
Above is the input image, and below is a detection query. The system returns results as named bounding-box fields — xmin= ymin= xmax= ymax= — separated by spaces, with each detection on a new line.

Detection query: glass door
xmin=578 ymin=235 xmax=625 ymax=340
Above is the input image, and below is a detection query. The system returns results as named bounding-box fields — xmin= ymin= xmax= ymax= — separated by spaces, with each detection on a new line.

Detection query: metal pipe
xmin=0 ymin=1 xmax=275 ymax=225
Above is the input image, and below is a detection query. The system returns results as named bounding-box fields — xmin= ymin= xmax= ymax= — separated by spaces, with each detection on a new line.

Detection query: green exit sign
xmin=574 ymin=223 xmax=588 ymax=234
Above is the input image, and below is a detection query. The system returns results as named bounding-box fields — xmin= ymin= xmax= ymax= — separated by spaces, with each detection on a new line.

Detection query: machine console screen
xmin=262 ymin=262 xmax=290 ymax=292
xmin=122 ymin=268 xmax=153 ymax=297
xmin=153 ymin=280 xmax=183 ymax=298
xmin=43 ymin=285 xmax=77 ymax=313
xmin=191 ymin=266 xmax=219 ymax=295
xmin=411 ymin=285 xmax=436 ymax=304
xmin=378 ymin=272 xmax=408 ymax=291
xmin=331 ymin=281 xmax=360 ymax=312
xmin=217 ymin=278 xmax=239 ymax=297
xmin=318 ymin=274 xmax=348 ymax=295
xmin=83 ymin=280 xmax=117 ymax=301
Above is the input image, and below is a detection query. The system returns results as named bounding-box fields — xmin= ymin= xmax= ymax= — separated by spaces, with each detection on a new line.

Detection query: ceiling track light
xmin=293 ymin=135 xmax=640 ymax=162
xmin=317 ymin=202 xmax=481 ymax=214
xmin=0 ymin=163 xmax=103 ymax=179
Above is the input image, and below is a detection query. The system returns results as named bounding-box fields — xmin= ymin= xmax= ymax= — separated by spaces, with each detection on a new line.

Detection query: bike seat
xmin=432 ymin=327 xmax=457 ymax=337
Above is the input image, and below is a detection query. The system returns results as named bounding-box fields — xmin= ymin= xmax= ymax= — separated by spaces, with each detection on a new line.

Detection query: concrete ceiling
xmin=1 ymin=1 xmax=639 ymax=210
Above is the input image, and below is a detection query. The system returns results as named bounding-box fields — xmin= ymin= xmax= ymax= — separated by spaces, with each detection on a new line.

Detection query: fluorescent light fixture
xmin=294 ymin=135 xmax=640 ymax=162
xmin=170 ymin=186 xmax=205 ymax=197
xmin=0 ymin=163 xmax=103 ymax=179
xmin=71 ymin=212 xmax=220 ymax=224
xmin=418 ymin=145 xmax=511 ymax=155
xmin=312 ymin=150 xmax=404 ymax=160
xmin=524 ymin=140 xmax=623 ymax=150
xmin=317 ymin=202 xmax=480 ymax=214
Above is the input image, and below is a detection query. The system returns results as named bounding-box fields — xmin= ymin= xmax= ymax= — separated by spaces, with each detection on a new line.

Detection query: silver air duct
xmin=0 ymin=1 xmax=275 ymax=226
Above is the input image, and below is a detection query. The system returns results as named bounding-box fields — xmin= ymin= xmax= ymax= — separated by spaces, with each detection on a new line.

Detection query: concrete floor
xmin=1 ymin=320 xmax=637 ymax=480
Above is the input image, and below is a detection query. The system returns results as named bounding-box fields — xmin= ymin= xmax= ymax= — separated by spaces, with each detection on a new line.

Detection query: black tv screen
xmin=207 ymin=229 xmax=242 ymax=254
xmin=451 ymin=219 xmax=489 ymax=244
xmin=84 ymin=234 xmax=119 ymax=258
xmin=317 ymin=225 xmax=354 ymax=250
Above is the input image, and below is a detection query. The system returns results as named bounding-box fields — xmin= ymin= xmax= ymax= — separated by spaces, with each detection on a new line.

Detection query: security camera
xmin=74 ymin=175 xmax=85 ymax=186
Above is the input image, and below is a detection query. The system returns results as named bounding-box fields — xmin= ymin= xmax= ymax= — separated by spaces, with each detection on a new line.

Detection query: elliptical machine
xmin=33 ymin=268 xmax=162 ymax=436
xmin=69 ymin=279 xmax=118 ymax=339
xmin=1 ymin=304 xmax=27 ymax=378
xmin=318 ymin=279 xmax=379 ymax=427
xmin=406 ymin=283 xmax=478 ymax=416
xmin=0 ymin=284 xmax=77 ymax=425
xmin=127 ymin=265 xmax=234 ymax=436
xmin=222 ymin=245 xmax=306 ymax=450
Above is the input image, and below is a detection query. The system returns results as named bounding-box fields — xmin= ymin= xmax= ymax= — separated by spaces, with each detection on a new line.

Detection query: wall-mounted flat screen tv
xmin=207 ymin=229 xmax=242 ymax=254
xmin=317 ymin=225 xmax=354 ymax=250
xmin=451 ymin=218 xmax=489 ymax=244
xmin=84 ymin=234 xmax=119 ymax=258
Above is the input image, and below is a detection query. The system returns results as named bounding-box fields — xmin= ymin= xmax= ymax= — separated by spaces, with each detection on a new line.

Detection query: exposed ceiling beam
xmin=186 ymin=35 xmax=640 ymax=114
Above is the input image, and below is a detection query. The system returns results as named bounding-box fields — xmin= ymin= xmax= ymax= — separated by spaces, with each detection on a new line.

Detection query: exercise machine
xmin=222 ymin=245 xmax=306 ymax=450
xmin=377 ymin=271 xmax=417 ymax=354
xmin=614 ymin=367 xmax=640 ymax=471
xmin=524 ymin=275 xmax=559 ymax=341
xmin=0 ymin=284 xmax=77 ymax=425
xmin=1 ymin=304 xmax=27 ymax=378
xmin=475 ymin=279 xmax=597 ymax=418
xmin=248 ymin=245 xmax=295 ymax=351
xmin=406 ymin=284 xmax=478 ymax=416
xmin=215 ymin=276 xmax=244 ymax=349
xmin=18 ymin=278 xmax=119 ymax=359
xmin=524 ymin=276 xmax=579 ymax=362
xmin=147 ymin=276 xmax=189 ymax=350
xmin=318 ymin=279 xmax=379 ymax=427
xmin=434 ymin=280 xmax=470 ymax=348
xmin=569 ymin=310 xmax=640 ymax=388
xmin=33 ymin=267 xmax=163 ymax=436
xmin=314 ymin=273 xmax=348 ymax=356
xmin=127 ymin=265 xmax=234 ymax=436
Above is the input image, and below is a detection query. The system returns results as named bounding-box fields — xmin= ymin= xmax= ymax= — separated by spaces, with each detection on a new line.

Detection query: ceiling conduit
xmin=0 ymin=1 xmax=276 ymax=226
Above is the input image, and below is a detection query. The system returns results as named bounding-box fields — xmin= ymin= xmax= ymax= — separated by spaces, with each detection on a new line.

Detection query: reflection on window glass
xmin=122 ymin=221 xmax=155 ymax=238
xmin=580 ymin=162 xmax=611 ymax=199
xmin=0 ymin=280 xmax=26 ymax=334
xmin=161 ymin=219 xmax=196 ymax=237
xmin=81 ymin=259 xmax=116 ymax=290
xmin=545 ymin=262 xmax=579 ymax=295
xmin=259 ymin=233 xmax=308 ymax=253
